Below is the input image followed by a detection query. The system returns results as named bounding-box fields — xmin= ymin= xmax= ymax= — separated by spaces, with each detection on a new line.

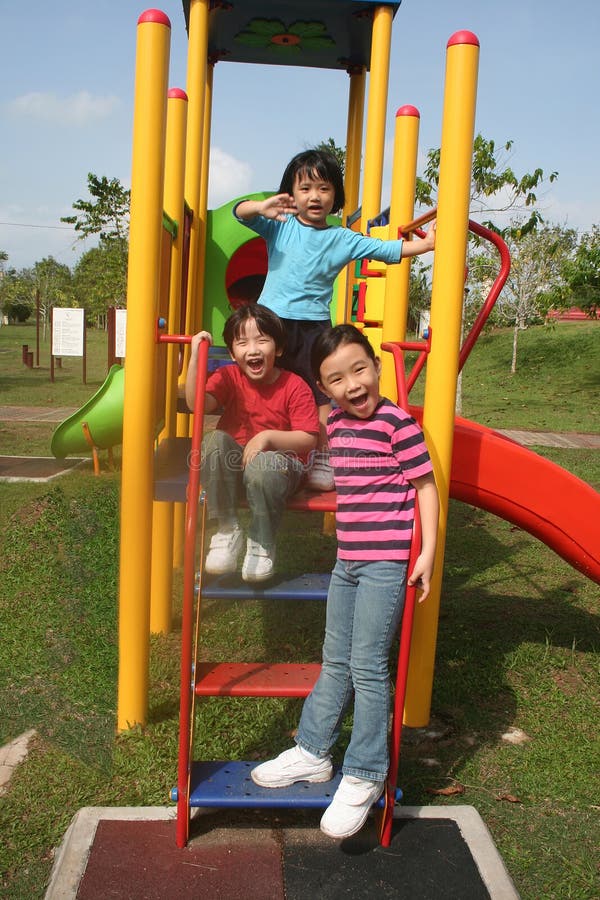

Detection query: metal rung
xmin=201 ymin=572 xmax=330 ymax=601
xmin=185 ymin=761 xmax=401 ymax=809
xmin=188 ymin=760 xmax=342 ymax=809
xmin=195 ymin=662 xmax=321 ymax=697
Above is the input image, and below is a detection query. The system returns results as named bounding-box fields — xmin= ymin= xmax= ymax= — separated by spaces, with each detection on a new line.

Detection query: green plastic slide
xmin=51 ymin=365 xmax=125 ymax=458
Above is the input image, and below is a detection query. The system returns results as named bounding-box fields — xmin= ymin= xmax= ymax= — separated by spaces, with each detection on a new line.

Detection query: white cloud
xmin=8 ymin=90 xmax=120 ymax=126
xmin=208 ymin=147 xmax=253 ymax=209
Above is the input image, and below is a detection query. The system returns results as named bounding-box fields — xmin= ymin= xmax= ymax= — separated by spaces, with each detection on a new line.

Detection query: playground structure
xmin=67 ymin=1 xmax=598 ymax=847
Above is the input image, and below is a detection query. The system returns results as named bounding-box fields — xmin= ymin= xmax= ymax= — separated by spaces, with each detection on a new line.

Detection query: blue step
xmin=200 ymin=572 xmax=330 ymax=601
xmin=184 ymin=761 xmax=400 ymax=809
xmin=188 ymin=760 xmax=341 ymax=809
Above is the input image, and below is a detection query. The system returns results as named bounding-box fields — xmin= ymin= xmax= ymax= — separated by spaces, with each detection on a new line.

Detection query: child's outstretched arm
xmin=236 ymin=194 xmax=298 ymax=223
xmin=400 ymin=221 xmax=436 ymax=258
xmin=185 ymin=331 xmax=219 ymax=414
xmin=407 ymin=472 xmax=439 ymax=602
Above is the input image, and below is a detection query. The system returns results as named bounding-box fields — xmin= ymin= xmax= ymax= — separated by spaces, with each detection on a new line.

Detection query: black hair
xmin=279 ymin=149 xmax=345 ymax=213
xmin=222 ymin=303 xmax=286 ymax=353
xmin=311 ymin=324 xmax=377 ymax=381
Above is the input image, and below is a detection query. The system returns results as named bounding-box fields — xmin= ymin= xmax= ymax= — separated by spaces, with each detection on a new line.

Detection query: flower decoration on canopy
xmin=234 ymin=19 xmax=335 ymax=55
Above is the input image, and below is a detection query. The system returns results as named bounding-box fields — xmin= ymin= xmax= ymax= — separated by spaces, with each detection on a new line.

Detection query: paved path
xmin=1 ymin=406 xmax=598 ymax=449
xmin=497 ymin=428 xmax=600 ymax=449
xmin=0 ymin=405 xmax=79 ymax=423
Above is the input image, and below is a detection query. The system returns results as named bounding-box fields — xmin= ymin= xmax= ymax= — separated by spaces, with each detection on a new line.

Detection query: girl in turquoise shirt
xmin=234 ymin=149 xmax=435 ymax=490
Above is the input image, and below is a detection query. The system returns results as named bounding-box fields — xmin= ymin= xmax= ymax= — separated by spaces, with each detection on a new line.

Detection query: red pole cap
xmin=168 ymin=88 xmax=188 ymax=101
xmin=447 ymin=30 xmax=479 ymax=48
xmin=138 ymin=9 xmax=171 ymax=27
xmin=396 ymin=105 xmax=420 ymax=119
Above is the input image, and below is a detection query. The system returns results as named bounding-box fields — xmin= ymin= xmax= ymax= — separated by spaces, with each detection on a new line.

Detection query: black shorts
xmin=278 ymin=317 xmax=331 ymax=406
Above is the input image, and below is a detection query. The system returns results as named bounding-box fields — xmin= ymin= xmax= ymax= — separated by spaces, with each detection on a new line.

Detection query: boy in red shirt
xmin=185 ymin=304 xmax=319 ymax=582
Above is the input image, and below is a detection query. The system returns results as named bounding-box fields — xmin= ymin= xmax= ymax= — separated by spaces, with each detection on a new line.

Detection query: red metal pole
xmin=175 ymin=336 xmax=207 ymax=848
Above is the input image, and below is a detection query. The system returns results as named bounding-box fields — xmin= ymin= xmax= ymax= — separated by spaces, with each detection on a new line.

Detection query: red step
xmin=195 ymin=662 xmax=321 ymax=697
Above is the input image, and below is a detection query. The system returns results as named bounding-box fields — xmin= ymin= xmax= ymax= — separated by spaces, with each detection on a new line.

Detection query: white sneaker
xmin=306 ymin=451 xmax=335 ymax=492
xmin=251 ymin=745 xmax=333 ymax=788
xmin=204 ymin=526 xmax=243 ymax=575
xmin=320 ymin=775 xmax=384 ymax=839
xmin=242 ymin=538 xmax=275 ymax=582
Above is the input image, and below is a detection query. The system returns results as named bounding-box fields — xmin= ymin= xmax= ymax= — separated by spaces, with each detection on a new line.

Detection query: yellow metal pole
xmin=337 ymin=65 xmax=366 ymax=325
xmin=183 ymin=0 xmax=209 ymax=336
xmin=196 ymin=61 xmax=213 ymax=332
xmin=361 ymin=5 xmax=393 ymax=231
xmin=117 ymin=10 xmax=171 ymax=731
xmin=150 ymin=88 xmax=188 ymax=635
xmin=163 ymin=89 xmax=188 ymax=439
xmin=344 ymin=67 xmax=366 ymax=222
xmin=404 ymin=31 xmax=480 ymax=726
xmin=172 ymin=500 xmax=186 ymax=568
xmin=380 ymin=105 xmax=420 ymax=399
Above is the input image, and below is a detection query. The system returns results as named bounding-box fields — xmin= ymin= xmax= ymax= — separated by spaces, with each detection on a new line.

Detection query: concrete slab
xmin=0 ymin=729 xmax=36 ymax=795
xmin=0 ymin=456 xmax=88 ymax=482
xmin=45 ymin=805 xmax=519 ymax=900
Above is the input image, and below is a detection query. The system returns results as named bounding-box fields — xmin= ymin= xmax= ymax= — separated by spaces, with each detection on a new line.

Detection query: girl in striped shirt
xmin=252 ymin=325 xmax=439 ymax=840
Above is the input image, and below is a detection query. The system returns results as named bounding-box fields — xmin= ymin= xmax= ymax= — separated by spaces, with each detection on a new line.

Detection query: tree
xmin=413 ymin=133 xmax=561 ymax=382
xmin=315 ymin=138 xmax=345 ymax=176
xmin=467 ymin=224 xmax=577 ymax=372
xmin=73 ymin=242 xmax=128 ymax=323
xmin=0 ymin=267 xmax=35 ymax=322
xmin=416 ymin=134 xmax=558 ymax=237
xmin=560 ymin=226 xmax=599 ymax=316
xmin=61 ymin=173 xmax=130 ymax=242
xmin=32 ymin=257 xmax=74 ymax=325
xmin=407 ymin=257 xmax=433 ymax=333
xmin=62 ymin=173 xmax=130 ymax=314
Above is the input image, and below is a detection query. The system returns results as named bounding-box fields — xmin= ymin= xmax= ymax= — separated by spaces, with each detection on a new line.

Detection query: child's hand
xmin=241 ymin=432 xmax=271 ymax=466
xmin=260 ymin=193 xmax=298 ymax=222
xmin=407 ymin=554 xmax=434 ymax=602
xmin=399 ymin=222 xmax=436 ymax=259
xmin=421 ymin=221 xmax=436 ymax=252
xmin=191 ymin=331 xmax=212 ymax=356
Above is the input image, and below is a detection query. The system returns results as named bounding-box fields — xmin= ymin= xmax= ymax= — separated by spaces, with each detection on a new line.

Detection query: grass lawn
xmin=0 ymin=320 xmax=598 ymax=899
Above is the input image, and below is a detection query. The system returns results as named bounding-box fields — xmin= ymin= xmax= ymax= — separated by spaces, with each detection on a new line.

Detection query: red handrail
xmin=459 ymin=219 xmax=511 ymax=371
xmin=160 ymin=334 xmax=209 ymax=847
xmin=399 ymin=209 xmax=511 ymax=375
xmin=379 ymin=499 xmax=422 ymax=847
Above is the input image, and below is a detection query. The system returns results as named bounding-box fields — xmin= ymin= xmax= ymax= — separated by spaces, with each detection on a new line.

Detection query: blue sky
xmin=2 ymin=1 xmax=598 ymax=270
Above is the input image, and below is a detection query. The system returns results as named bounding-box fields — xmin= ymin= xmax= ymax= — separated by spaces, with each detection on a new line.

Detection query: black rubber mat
xmin=283 ymin=817 xmax=490 ymax=899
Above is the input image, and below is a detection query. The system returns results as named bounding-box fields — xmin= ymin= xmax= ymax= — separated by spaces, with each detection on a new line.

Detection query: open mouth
xmin=246 ymin=358 xmax=264 ymax=374
xmin=349 ymin=392 xmax=369 ymax=410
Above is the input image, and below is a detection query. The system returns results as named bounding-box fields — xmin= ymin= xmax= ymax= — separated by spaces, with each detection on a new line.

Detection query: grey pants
xmin=200 ymin=430 xmax=305 ymax=549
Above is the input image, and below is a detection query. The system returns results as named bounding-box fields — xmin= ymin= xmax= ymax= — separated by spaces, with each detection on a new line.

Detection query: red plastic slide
xmin=411 ymin=410 xmax=600 ymax=584
xmin=451 ymin=416 xmax=600 ymax=583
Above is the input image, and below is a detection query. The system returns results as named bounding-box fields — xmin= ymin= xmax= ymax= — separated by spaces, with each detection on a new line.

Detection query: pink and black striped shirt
xmin=328 ymin=398 xmax=433 ymax=561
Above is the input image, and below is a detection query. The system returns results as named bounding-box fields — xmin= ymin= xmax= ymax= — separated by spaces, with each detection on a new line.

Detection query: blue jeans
xmin=296 ymin=558 xmax=407 ymax=781
xmin=201 ymin=429 xmax=305 ymax=549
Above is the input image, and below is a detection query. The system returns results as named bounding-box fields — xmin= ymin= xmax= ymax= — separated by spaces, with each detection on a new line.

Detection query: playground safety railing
xmin=400 ymin=207 xmax=511 ymax=376
xmin=157 ymin=331 xmax=207 ymax=845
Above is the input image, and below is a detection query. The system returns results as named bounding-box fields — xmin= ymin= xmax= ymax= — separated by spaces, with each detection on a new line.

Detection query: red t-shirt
xmin=206 ymin=364 xmax=319 ymax=463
